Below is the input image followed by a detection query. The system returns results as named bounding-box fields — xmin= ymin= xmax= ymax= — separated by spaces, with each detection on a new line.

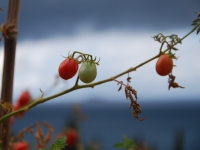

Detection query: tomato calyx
xmin=70 ymin=51 xmax=100 ymax=65
xmin=167 ymin=51 xmax=179 ymax=60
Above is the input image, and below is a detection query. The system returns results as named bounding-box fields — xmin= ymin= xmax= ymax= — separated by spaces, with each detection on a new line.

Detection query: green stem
xmin=75 ymin=76 xmax=79 ymax=86
xmin=0 ymin=25 xmax=198 ymax=123
xmin=72 ymin=51 xmax=93 ymax=60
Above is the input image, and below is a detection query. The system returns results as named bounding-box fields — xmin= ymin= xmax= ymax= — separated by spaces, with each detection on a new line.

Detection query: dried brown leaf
xmin=132 ymin=109 xmax=145 ymax=121
xmin=24 ymin=127 xmax=33 ymax=133
xmin=118 ymin=84 xmax=122 ymax=91
xmin=114 ymin=78 xmax=144 ymax=121
xmin=169 ymin=82 xmax=185 ymax=90
xmin=129 ymin=87 xmax=137 ymax=100
xmin=42 ymin=121 xmax=53 ymax=144
xmin=37 ymin=124 xmax=44 ymax=139
xmin=125 ymin=87 xmax=129 ymax=99
xmin=127 ymin=77 xmax=132 ymax=83
xmin=0 ymin=101 xmax=13 ymax=113
xmin=168 ymin=74 xmax=184 ymax=90
xmin=18 ymin=132 xmax=24 ymax=141
xmin=117 ymin=81 xmax=123 ymax=85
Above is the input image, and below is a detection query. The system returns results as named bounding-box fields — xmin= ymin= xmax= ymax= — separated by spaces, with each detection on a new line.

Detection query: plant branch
xmin=0 ymin=24 xmax=198 ymax=124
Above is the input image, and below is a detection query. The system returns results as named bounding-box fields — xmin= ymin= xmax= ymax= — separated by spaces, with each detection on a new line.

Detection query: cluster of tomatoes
xmin=59 ymin=52 xmax=174 ymax=81
xmin=58 ymin=55 xmax=98 ymax=83
xmin=155 ymin=53 xmax=174 ymax=76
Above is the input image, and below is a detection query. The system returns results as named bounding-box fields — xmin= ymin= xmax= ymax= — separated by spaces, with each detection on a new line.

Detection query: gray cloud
xmin=0 ymin=0 xmax=199 ymax=41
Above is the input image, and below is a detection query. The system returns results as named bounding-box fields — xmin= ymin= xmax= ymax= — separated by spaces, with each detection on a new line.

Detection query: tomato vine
xmin=0 ymin=12 xmax=200 ymax=123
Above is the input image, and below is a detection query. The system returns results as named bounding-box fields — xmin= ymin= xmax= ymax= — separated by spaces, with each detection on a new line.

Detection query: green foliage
xmin=39 ymin=136 xmax=67 ymax=150
xmin=192 ymin=12 xmax=200 ymax=34
xmin=114 ymin=135 xmax=136 ymax=150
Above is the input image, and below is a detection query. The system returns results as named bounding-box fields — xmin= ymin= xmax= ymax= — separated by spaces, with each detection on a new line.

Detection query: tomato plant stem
xmin=0 ymin=24 xmax=199 ymax=124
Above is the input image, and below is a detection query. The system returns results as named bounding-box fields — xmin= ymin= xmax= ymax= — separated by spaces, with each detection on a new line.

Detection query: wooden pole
xmin=0 ymin=0 xmax=21 ymax=149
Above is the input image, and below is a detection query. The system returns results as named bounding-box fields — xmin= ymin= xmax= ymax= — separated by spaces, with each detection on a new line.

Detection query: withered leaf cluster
xmin=17 ymin=121 xmax=53 ymax=149
xmin=168 ymin=74 xmax=184 ymax=90
xmin=115 ymin=76 xmax=144 ymax=121
xmin=0 ymin=101 xmax=14 ymax=113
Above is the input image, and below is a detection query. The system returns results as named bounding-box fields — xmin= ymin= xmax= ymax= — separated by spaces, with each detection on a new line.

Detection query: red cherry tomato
xmin=58 ymin=58 xmax=78 ymax=80
xmin=66 ymin=129 xmax=78 ymax=146
xmin=10 ymin=116 xmax=15 ymax=125
xmin=14 ymin=141 xmax=28 ymax=150
xmin=17 ymin=91 xmax=31 ymax=106
xmin=156 ymin=54 xmax=173 ymax=76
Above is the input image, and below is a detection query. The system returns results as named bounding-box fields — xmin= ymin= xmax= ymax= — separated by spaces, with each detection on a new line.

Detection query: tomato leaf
xmin=55 ymin=136 xmax=67 ymax=148
xmin=50 ymin=144 xmax=58 ymax=150
xmin=191 ymin=22 xmax=198 ymax=26
xmin=197 ymin=27 xmax=200 ymax=35
xmin=113 ymin=142 xmax=125 ymax=148
xmin=114 ymin=135 xmax=136 ymax=149
xmin=50 ymin=136 xmax=67 ymax=150
xmin=193 ymin=18 xmax=200 ymax=23
xmin=196 ymin=11 xmax=200 ymax=18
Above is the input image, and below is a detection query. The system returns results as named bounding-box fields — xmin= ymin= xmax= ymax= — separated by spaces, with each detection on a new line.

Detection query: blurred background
xmin=0 ymin=0 xmax=200 ymax=150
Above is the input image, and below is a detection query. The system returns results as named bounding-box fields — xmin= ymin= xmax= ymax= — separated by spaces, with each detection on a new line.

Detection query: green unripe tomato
xmin=78 ymin=60 xmax=97 ymax=83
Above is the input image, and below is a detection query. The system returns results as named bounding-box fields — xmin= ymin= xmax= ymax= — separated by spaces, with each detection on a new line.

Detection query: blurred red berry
xmin=14 ymin=141 xmax=28 ymax=150
xmin=14 ymin=103 xmax=24 ymax=118
xmin=10 ymin=116 xmax=15 ymax=125
xmin=66 ymin=129 xmax=78 ymax=146
xmin=17 ymin=91 xmax=31 ymax=106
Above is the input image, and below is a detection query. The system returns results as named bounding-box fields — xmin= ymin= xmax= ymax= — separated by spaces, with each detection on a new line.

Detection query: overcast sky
xmin=0 ymin=0 xmax=200 ymax=104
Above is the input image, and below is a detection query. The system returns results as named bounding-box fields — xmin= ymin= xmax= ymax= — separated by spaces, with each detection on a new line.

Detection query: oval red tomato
xmin=156 ymin=54 xmax=173 ymax=76
xmin=18 ymin=91 xmax=31 ymax=106
xmin=14 ymin=141 xmax=28 ymax=150
xmin=78 ymin=60 xmax=97 ymax=83
xmin=66 ymin=129 xmax=78 ymax=146
xmin=58 ymin=58 xmax=79 ymax=80
xmin=10 ymin=116 xmax=15 ymax=125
